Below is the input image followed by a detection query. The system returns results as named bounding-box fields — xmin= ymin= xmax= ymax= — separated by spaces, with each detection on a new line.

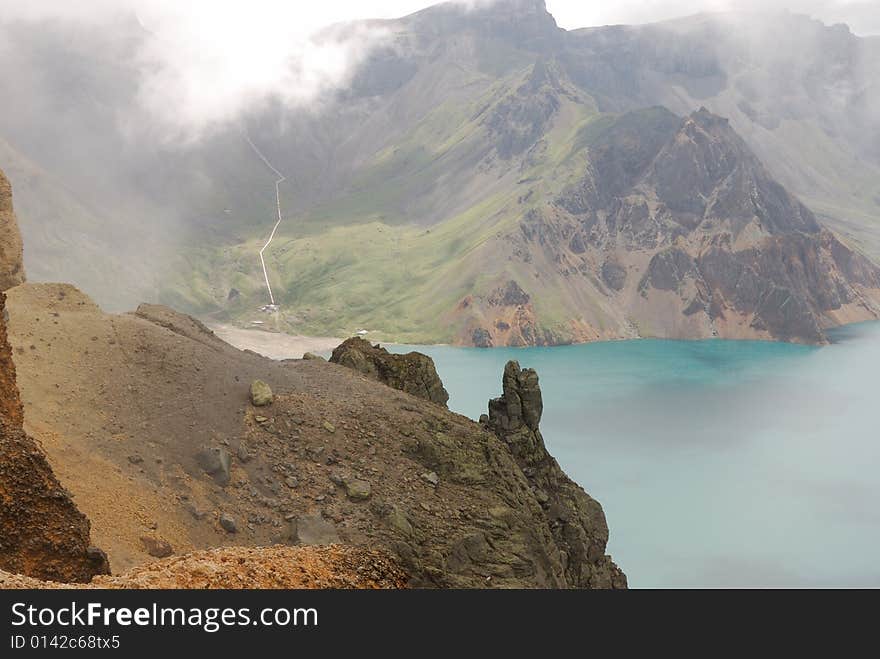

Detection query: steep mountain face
xmin=563 ymin=12 xmax=880 ymax=257
xmin=509 ymin=107 xmax=880 ymax=344
xmin=0 ymin=292 xmax=21 ymax=425
xmin=1 ymin=1 xmax=878 ymax=345
xmin=0 ymin=168 xmax=24 ymax=291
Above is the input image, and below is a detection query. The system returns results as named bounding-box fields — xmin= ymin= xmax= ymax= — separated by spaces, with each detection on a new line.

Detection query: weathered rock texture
xmin=330 ymin=337 xmax=449 ymax=407
xmin=0 ymin=168 xmax=25 ymax=291
xmin=485 ymin=361 xmax=627 ymax=588
xmin=0 ymin=290 xmax=109 ymax=582
xmin=8 ymin=285 xmax=626 ymax=587
xmin=0 ymin=545 xmax=407 ymax=589
xmin=0 ymin=292 xmax=21 ymax=426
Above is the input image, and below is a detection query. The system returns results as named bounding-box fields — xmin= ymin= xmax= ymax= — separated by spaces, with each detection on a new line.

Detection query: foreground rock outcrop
xmin=0 ymin=290 xmax=109 ymax=583
xmin=330 ymin=337 xmax=449 ymax=407
xmin=0 ymin=292 xmax=20 ymax=426
xmin=0 ymin=169 xmax=25 ymax=291
xmin=7 ymin=286 xmax=625 ymax=587
xmin=0 ymin=545 xmax=407 ymax=589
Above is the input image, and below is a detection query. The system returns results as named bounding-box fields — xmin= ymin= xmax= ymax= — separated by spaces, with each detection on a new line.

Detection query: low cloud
xmin=546 ymin=0 xmax=880 ymax=35
xmin=0 ymin=1 xmax=430 ymax=140
xmin=0 ymin=0 xmax=875 ymax=141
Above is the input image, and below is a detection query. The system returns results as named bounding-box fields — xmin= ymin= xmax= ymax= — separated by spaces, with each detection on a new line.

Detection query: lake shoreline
xmin=206 ymin=319 xmax=880 ymax=361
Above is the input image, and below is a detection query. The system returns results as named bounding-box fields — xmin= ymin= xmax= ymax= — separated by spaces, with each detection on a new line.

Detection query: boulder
xmin=330 ymin=470 xmax=372 ymax=501
xmin=383 ymin=506 xmax=413 ymax=537
xmin=290 ymin=514 xmax=340 ymax=545
xmin=219 ymin=514 xmax=238 ymax=534
xmin=330 ymin=337 xmax=449 ymax=407
xmin=196 ymin=447 xmax=232 ymax=486
xmin=140 ymin=536 xmax=174 ymax=558
xmin=488 ymin=360 xmax=543 ymax=435
xmin=250 ymin=380 xmax=274 ymax=407
xmin=421 ymin=471 xmax=440 ymax=487
xmin=344 ymin=479 xmax=372 ymax=502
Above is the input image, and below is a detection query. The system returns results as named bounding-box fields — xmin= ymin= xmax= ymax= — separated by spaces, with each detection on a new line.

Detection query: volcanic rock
xmin=487 ymin=360 xmax=627 ymax=588
xmin=140 ymin=536 xmax=174 ymax=558
xmin=291 ymin=513 xmax=341 ymax=545
xmin=250 ymin=380 xmax=274 ymax=407
xmin=196 ymin=447 xmax=232 ymax=486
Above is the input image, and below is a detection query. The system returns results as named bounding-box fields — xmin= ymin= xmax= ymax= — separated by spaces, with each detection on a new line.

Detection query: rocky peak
xmin=559 ymin=106 xmax=682 ymax=213
xmin=649 ymin=108 xmax=821 ymax=234
xmin=488 ymin=280 xmax=531 ymax=307
xmin=485 ymin=361 xmax=626 ymax=588
xmin=488 ymin=360 xmax=543 ymax=436
xmin=563 ymin=106 xmax=822 ymax=238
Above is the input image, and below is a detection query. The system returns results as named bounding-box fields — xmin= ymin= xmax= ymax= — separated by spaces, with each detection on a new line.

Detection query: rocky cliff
xmin=0 ymin=290 xmax=109 ymax=582
xmin=0 ymin=168 xmax=25 ymax=291
xmin=485 ymin=361 xmax=626 ymax=587
xmin=0 ymin=292 xmax=22 ymax=427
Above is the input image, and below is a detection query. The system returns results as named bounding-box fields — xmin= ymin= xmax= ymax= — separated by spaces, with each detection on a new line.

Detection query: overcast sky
xmin=1 ymin=0 xmax=876 ymax=139
xmin=549 ymin=0 xmax=879 ymax=34
xmin=4 ymin=0 xmax=877 ymax=35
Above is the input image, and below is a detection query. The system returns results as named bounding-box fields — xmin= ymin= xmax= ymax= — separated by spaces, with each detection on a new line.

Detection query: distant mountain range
xmin=1 ymin=0 xmax=879 ymax=344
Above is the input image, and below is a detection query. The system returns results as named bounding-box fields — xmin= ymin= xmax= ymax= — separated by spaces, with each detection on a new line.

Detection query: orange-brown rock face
xmin=0 ymin=169 xmax=25 ymax=291
xmin=0 ymin=254 xmax=107 ymax=584
xmin=0 ymin=292 xmax=21 ymax=426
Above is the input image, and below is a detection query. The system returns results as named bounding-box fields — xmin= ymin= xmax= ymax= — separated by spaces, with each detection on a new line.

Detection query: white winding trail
xmin=244 ymin=133 xmax=287 ymax=307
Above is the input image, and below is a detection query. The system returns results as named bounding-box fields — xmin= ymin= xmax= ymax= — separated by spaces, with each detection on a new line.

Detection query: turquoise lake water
xmin=391 ymin=322 xmax=880 ymax=587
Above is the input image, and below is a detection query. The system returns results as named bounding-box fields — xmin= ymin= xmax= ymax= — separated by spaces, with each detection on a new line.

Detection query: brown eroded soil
xmin=0 ymin=545 xmax=406 ymax=589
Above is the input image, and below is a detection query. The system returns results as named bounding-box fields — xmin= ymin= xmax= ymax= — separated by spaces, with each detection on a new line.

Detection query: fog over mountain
xmin=0 ymin=0 xmax=878 ymax=345
xmin=1 ymin=0 xmax=877 ymax=137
